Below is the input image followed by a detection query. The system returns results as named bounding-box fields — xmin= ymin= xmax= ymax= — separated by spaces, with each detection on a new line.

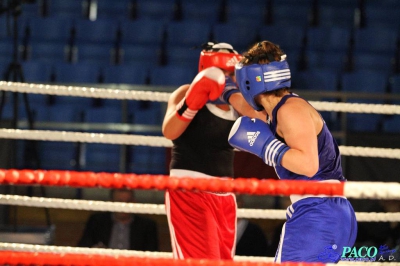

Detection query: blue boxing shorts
xmin=275 ymin=196 xmax=357 ymax=263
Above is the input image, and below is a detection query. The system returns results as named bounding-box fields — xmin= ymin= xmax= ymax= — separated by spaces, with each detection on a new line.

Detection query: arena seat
xmin=119 ymin=44 xmax=161 ymax=67
xmin=135 ymin=0 xmax=177 ymax=22
xmin=353 ymin=27 xmax=398 ymax=57
xmin=21 ymin=61 xmax=53 ymax=83
xmin=73 ymin=18 xmax=119 ymax=46
xmin=53 ymin=62 xmax=101 ymax=84
xmin=341 ymin=70 xmax=389 ymax=93
xmin=165 ymin=20 xmax=211 ymax=48
xmin=28 ymin=42 xmax=68 ymax=63
xmin=102 ymin=64 xmax=149 ymax=85
xmin=180 ymin=0 xmax=222 ymax=23
xmin=149 ymin=65 xmax=196 ymax=88
xmin=119 ymin=18 xmax=166 ymax=46
xmin=76 ymin=43 xmax=114 ymax=65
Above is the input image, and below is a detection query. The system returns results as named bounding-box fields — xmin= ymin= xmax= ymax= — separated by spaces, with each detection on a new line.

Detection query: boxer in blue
xmin=228 ymin=40 xmax=357 ymax=263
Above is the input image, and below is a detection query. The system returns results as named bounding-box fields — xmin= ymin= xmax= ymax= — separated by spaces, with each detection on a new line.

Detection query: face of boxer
xmin=112 ymin=190 xmax=134 ymax=222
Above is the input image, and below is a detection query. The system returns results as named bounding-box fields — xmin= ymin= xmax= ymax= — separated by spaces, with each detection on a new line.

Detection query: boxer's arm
xmin=229 ymin=93 xmax=267 ymax=121
xmin=163 ymin=67 xmax=225 ymax=140
xmin=162 ymin=85 xmax=191 ymax=140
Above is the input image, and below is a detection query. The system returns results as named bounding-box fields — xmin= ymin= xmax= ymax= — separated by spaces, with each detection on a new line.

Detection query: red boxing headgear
xmin=198 ymin=42 xmax=243 ymax=72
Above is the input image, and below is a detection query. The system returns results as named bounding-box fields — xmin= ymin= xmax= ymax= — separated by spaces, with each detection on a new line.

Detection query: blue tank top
xmin=270 ymin=94 xmax=345 ymax=181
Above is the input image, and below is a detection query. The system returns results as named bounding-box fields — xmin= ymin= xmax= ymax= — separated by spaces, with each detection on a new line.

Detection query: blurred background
xmin=0 ymin=0 xmax=399 ymax=255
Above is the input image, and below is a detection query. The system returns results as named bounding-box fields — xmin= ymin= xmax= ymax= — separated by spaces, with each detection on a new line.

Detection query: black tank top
xmin=170 ymin=105 xmax=237 ymax=177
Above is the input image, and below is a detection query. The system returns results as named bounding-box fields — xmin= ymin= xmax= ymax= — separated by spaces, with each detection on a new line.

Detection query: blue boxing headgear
xmin=235 ymin=55 xmax=291 ymax=111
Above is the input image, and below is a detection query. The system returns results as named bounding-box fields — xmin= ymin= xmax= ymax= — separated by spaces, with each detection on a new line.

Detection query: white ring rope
xmin=1 ymin=243 xmax=400 ymax=266
xmin=1 ymin=81 xmax=400 ymax=115
xmin=0 ymin=81 xmax=171 ymax=102
xmin=1 ymin=194 xmax=399 ymax=222
xmin=0 ymin=242 xmax=276 ymax=263
xmin=0 ymin=128 xmax=399 ymax=159
xmin=310 ymin=101 xmax=400 ymax=115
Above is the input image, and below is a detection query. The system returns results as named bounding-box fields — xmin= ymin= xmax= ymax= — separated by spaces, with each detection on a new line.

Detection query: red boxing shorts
xmin=165 ymin=170 xmax=237 ymax=260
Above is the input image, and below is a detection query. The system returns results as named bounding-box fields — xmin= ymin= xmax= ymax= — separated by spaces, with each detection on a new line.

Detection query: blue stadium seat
xmin=306 ymin=50 xmax=348 ymax=74
xmin=136 ymin=0 xmax=176 ymax=22
xmin=165 ymin=45 xmax=199 ymax=72
xmin=128 ymin=101 xmax=167 ymax=175
xmin=96 ymin=0 xmax=132 ymax=20
xmin=225 ymin=0 xmax=267 ymax=25
xmin=47 ymin=0 xmax=86 ymax=19
xmin=259 ymin=24 xmax=307 ymax=54
xmin=341 ymin=70 xmax=389 ymax=93
xmin=383 ymin=116 xmax=400 ymax=133
xmin=353 ymin=27 xmax=398 ymax=56
xmin=73 ymin=19 xmax=119 ymax=46
xmin=317 ymin=5 xmax=356 ymax=28
xmin=29 ymin=42 xmax=68 ymax=63
xmin=119 ymin=18 xmax=166 ymax=46
xmin=33 ymin=104 xmax=82 ymax=123
xmin=272 ymin=0 xmax=313 ymax=26
xmin=85 ymin=106 xmax=123 ymax=124
xmin=23 ymin=17 xmax=73 ymax=44
xmin=389 ymin=74 xmax=400 ymax=94
xmin=82 ymin=106 xmax=124 ymax=173
xmin=213 ymin=23 xmax=259 ymax=53
xmin=0 ymin=40 xmax=14 ymax=62
xmin=352 ymin=52 xmax=394 ymax=75
xmin=76 ymin=43 xmax=114 ymax=65
xmin=50 ymin=95 xmax=94 ymax=113
xmin=128 ymin=145 xmax=167 ymax=174
xmin=21 ymin=61 xmax=53 ymax=83
xmin=165 ymin=21 xmax=211 ymax=47
xmin=364 ymin=2 xmax=400 ymax=29
xmin=103 ymin=64 xmax=149 ymax=85
xmin=293 ymin=69 xmax=339 ymax=91
xmin=82 ymin=142 xmax=122 ymax=173
xmin=149 ymin=65 xmax=196 ymax=88
xmin=346 ymin=100 xmax=384 ymax=133
xmin=38 ymin=141 xmax=79 ymax=170
xmin=318 ymin=0 xmax=359 ymax=8
xmin=20 ymin=1 xmax=41 ymax=19
xmin=130 ymin=101 xmax=163 ymax=125
xmin=306 ymin=26 xmax=351 ymax=54
xmin=181 ymin=0 xmax=222 ymax=23
xmin=34 ymin=104 xmax=82 ymax=170
xmin=53 ymin=62 xmax=101 ymax=83
xmin=0 ymin=16 xmax=8 ymax=40
xmin=120 ymin=44 xmax=160 ymax=67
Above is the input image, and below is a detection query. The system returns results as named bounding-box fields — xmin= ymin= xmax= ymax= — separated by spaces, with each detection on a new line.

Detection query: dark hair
xmin=240 ymin=41 xmax=285 ymax=65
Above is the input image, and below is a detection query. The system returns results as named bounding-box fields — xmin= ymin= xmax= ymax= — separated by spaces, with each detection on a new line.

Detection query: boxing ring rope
xmin=0 ymin=128 xmax=398 ymax=159
xmin=0 ymin=81 xmax=399 ymax=265
xmin=0 ymin=193 xmax=399 ymax=222
xmin=0 ymin=81 xmax=400 ymax=114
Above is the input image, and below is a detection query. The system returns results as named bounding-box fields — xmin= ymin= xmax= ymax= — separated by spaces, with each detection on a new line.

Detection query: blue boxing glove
xmin=228 ymin=116 xmax=289 ymax=167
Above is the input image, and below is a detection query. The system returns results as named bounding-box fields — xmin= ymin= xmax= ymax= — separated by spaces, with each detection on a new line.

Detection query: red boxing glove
xmin=176 ymin=67 xmax=225 ymax=121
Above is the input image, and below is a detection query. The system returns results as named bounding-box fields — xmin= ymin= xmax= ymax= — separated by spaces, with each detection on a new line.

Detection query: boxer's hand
xmin=228 ymin=116 xmax=289 ymax=167
xmin=219 ymin=76 xmax=240 ymax=104
xmin=176 ymin=67 xmax=225 ymax=121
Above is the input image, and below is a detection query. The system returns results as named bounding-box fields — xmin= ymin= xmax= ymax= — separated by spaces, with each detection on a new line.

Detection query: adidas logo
xmin=226 ymin=56 xmax=240 ymax=67
xmin=247 ymin=131 xmax=260 ymax=146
